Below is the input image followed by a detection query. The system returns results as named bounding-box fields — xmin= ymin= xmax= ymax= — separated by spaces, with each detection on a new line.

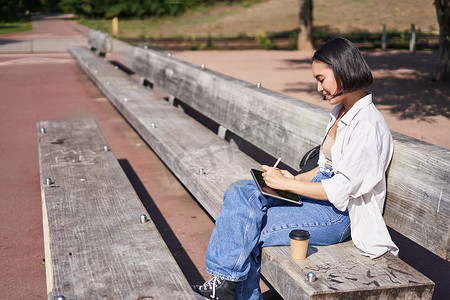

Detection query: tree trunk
xmin=297 ymin=0 xmax=314 ymax=51
xmin=435 ymin=0 xmax=450 ymax=81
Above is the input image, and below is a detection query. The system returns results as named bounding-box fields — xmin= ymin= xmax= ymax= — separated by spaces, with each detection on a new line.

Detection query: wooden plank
xmin=69 ymin=47 xmax=260 ymax=220
xmin=38 ymin=117 xmax=196 ymax=300
xmin=132 ymin=47 xmax=328 ymax=170
xmin=88 ymin=30 xmax=112 ymax=55
xmin=132 ymin=47 xmax=450 ymax=260
xmin=69 ymin=46 xmax=435 ymax=299
xmin=262 ymin=242 xmax=434 ymax=300
xmin=386 ymin=133 xmax=450 ymax=260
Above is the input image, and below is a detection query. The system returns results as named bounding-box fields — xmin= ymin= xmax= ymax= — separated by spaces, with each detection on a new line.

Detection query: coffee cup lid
xmin=289 ymin=229 xmax=310 ymax=240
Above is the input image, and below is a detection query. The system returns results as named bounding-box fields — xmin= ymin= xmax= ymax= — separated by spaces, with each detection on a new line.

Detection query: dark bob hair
xmin=312 ymin=37 xmax=373 ymax=96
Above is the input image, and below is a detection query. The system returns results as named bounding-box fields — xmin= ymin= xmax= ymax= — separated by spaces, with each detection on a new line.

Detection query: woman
xmin=192 ymin=37 xmax=398 ymax=300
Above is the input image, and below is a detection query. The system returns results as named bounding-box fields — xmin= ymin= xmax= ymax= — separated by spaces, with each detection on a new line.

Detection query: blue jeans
xmin=205 ymin=168 xmax=350 ymax=300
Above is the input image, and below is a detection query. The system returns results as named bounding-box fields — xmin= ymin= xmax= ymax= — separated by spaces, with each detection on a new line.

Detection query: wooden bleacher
xmin=65 ymin=35 xmax=449 ymax=298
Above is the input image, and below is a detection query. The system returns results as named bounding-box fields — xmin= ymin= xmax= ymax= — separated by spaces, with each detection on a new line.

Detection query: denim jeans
xmin=205 ymin=167 xmax=350 ymax=300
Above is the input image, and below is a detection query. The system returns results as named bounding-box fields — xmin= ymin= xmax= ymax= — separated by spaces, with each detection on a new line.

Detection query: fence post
xmin=409 ymin=24 xmax=416 ymax=53
xmin=112 ymin=17 xmax=119 ymax=35
xmin=382 ymin=24 xmax=387 ymax=51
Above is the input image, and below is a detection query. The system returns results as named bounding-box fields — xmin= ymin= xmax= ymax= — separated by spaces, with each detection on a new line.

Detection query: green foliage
xmin=58 ymin=0 xmax=252 ymax=19
xmin=40 ymin=0 xmax=61 ymax=12
xmin=255 ymin=31 xmax=273 ymax=49
xmin=288 ymin=30 xmax=298 ymax=49
xmin=0 ymin=0 xmax=25 ymax=22
xmin=0 ymin=20 xmax=32 ymax=34
xmin=0 ymin=0 xmax=260 ymax=22
xmin=0 ymin=0 xmax=60 ymax=22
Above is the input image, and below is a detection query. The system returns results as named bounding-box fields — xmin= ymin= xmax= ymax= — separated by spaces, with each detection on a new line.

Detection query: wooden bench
xmin=68 ymin=45 xmax=449 ymax=299
xmin=88 ymin=29 xmax=112 ymax=56
xmin=38 ymin=117 xmax=197 ymax=299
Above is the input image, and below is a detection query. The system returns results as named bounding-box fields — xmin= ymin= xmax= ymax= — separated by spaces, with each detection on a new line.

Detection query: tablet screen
xmin=250 ymin=169 xmax=302 ymax=204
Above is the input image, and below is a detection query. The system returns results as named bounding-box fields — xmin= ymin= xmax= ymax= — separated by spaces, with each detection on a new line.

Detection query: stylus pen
xmin=273 ymin=157 xmax=281 ymax=169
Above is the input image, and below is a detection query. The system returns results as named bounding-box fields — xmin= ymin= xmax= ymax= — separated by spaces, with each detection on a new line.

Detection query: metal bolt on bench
xmin=307 ymin=272 xmax=317 ymax=282
xmin=140 ymin=214 xmax=148 ymax=224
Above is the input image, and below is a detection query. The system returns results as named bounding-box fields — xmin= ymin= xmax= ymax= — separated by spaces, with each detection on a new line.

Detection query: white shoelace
xmin=200 ymin=276 xmax=222 ymax=299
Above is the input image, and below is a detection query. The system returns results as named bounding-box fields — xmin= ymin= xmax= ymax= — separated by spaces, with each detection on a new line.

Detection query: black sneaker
xmin=192 ymin=276 xmax=237 ymax=300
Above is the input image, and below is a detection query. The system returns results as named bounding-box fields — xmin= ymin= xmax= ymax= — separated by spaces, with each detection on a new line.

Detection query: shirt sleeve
xmin=322 ymin=120 xmax=386 ymax=211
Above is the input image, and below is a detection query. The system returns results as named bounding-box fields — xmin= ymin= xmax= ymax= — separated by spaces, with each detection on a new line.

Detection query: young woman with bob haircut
xmin=193 ymin=37 xmax=398 ymax=300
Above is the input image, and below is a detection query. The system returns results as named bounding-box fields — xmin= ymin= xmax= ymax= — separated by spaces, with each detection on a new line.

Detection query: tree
xmin=297 ymin=0 xmax=314 ymax=51
xmin=40 ymin=0 xmax=61 ymax=12
xmin=435 ymin=0 xmax=449 ymax=81
xmin=0 ymin=0 xmax=23 ymax=21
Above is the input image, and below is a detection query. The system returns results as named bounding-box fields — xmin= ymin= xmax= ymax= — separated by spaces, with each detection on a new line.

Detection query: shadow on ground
xmin=366 ymin=51 xmax=449 ymax=121
xmin=118 ymin=159 xmax=205 ymax=284
xmin=118 ymin=158 xmax=285 ymax=299
xmin=0 ymin=39 xmax=25 ymax=46
xmin=280 ymin=51 xmax=449 ymax=121
xmin=389 ymin=228 xmax=450 ymax=300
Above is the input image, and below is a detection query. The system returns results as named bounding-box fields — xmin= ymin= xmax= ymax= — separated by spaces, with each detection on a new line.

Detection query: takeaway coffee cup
xmin=289 ymin=230 xmax=310 ymax=260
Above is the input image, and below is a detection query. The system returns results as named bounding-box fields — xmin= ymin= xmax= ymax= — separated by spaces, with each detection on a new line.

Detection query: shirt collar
xmin=330 ymin=93 xmax=373 ymax=126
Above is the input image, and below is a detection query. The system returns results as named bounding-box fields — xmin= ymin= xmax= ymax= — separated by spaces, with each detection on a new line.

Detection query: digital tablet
xmin=250 ymin=169 xmax=302 ymax=205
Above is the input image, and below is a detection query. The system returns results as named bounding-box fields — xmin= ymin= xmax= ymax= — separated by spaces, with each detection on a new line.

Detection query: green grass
xmin=77 ymin=7 xmax=252 ymax=39
xmin=77 ymin=0 xmax=439 ymax=40
xmin=0 ymin=20 xmax=32 ymax=35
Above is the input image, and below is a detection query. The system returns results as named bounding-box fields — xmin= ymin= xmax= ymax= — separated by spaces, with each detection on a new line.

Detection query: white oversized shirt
xmin=320 ymin=94 xmax=399 ymax=259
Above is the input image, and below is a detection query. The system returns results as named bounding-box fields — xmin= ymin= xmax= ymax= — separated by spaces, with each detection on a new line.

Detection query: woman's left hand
xmin=261 ymin=165 xmax=288 ymax=190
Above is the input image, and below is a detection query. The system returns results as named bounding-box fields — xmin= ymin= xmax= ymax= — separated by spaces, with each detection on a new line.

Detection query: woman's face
xmin=312 ymin=60 xmax=342 ymax=105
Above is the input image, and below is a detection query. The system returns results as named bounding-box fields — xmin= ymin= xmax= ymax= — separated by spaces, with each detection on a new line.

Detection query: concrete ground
xmin=0 ymin=17 xmax=216 ymax=300
xmin=0 ymin=15 xmax=448 ymax=299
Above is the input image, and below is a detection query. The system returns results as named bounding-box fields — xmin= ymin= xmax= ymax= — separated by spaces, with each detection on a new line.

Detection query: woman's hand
xmin=262 ymin=165 xmax=328 ymax=201
xmin=261 ymin=165 xmax=288 ymax=190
